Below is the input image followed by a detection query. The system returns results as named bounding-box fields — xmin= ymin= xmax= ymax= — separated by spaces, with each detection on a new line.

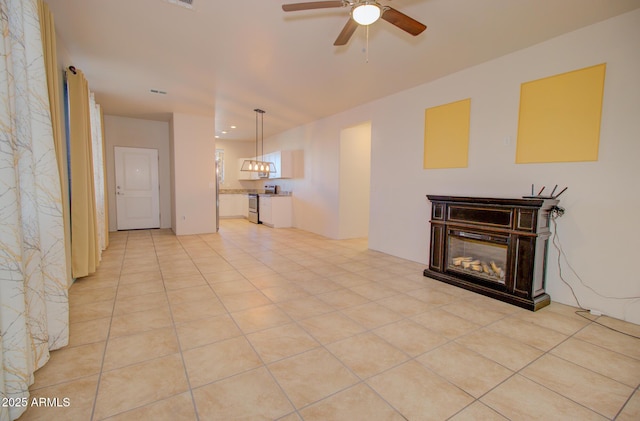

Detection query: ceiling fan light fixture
xmin=352 ymin=3 xmax=381 ymax=25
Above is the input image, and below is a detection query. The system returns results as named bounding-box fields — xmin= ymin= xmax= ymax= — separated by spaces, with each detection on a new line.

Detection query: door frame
xmin=114 ymin=146 xmax=161 ymax=230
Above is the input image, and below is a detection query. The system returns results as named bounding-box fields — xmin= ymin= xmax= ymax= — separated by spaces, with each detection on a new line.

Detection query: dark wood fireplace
xmin=423 ymin=195 xmax=558 ymax=311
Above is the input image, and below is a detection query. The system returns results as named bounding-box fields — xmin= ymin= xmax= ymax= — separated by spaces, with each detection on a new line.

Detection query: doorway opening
xmin=338 ymin=121 xmax=372 ymax=240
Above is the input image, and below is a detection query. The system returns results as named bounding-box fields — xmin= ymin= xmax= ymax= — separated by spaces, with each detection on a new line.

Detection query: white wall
xmin=264 ymin=10 xmax=640 ymax=324
xmin=265 ymin=113 xmax=366 ymax=238
xmin=104 ymin=115 xmax=172 ymax=230
xmin=338 ymin=122 xmax=371 ymax=239
xmin=170 ymin=113 xmax=217 ymax=235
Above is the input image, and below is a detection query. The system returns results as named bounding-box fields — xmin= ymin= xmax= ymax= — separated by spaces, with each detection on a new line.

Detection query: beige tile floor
xmin=19 ymin=219 xmax=640 ymax=420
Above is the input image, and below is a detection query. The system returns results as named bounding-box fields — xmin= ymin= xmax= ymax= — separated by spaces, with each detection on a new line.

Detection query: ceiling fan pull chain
xmin=366 ymin=24 xmax=370 ymax=63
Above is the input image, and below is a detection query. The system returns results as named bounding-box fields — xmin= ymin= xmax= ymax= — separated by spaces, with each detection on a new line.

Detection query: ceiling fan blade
xmin=282 ymin=1 xmax=344 ymax=12
xmin=381 ymin=7 xmax=427 ymax=36
xmin=334 ymin=18 xmax=358 ymax=46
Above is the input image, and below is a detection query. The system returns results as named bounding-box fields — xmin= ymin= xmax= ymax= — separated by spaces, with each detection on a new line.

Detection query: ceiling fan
xmin=282 ymin=1 xmax=427 ymax=46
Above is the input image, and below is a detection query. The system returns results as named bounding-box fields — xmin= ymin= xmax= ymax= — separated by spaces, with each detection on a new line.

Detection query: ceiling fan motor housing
xmin=351 ymin=1 xmax=382 ymax=25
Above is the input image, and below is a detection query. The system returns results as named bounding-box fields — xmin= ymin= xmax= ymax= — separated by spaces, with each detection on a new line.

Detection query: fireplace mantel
xmin=423 ymin=195 xmax=558 ymax=311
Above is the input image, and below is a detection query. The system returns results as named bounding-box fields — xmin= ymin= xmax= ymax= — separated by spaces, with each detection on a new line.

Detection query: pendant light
xmin=240 ymin=108 xmax=276 ymax=174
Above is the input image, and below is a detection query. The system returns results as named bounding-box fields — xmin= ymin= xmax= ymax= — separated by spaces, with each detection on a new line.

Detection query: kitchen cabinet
xmin=259 ymin=196 xmax=272 ymax=225
xmin=259 ymin=195 xmax=292 ymax=228
xmin=268 ymin=150 xmax=293 ymax=179
xmin=219 ymin=194 xmax=248 ymax=218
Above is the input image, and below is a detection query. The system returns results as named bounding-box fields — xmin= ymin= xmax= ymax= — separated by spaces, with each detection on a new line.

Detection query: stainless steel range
xmin=248 ymin=193 xmax=259 ymax=224
xmin=248 ymin=186 xmax=279 ymax=224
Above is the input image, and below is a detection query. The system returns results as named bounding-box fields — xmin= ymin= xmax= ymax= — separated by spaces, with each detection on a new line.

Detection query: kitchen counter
xmin=219 ymin=189 xmax=258 ymax=194
xmin=218 ymin=189 xmax=292 ymax=197
xmin=258 ymin=192 xmax=292 ymax=197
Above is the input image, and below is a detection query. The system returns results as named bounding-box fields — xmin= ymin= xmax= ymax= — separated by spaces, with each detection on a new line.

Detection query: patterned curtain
xmin=0 ymin=0 xmax=69 ymax=420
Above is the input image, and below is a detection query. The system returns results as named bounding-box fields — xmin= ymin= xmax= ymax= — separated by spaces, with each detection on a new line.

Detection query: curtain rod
xmin=68 ymin=66 xmax=77 ymax=74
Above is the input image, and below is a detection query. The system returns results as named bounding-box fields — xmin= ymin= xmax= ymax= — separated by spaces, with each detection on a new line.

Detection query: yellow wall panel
xmin=516 ymin=63 xmax=605 ymax=163
xmin=423 ymin=98 xmax=471 ymax=169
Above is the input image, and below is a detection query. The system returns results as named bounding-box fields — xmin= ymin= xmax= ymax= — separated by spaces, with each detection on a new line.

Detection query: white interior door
xmin=115 ymin=146 xmax=160 ymax=230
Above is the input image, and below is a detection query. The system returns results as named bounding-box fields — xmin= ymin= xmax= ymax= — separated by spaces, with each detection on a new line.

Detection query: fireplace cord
xmin=551 ymin=216 xmax=640 ymax=340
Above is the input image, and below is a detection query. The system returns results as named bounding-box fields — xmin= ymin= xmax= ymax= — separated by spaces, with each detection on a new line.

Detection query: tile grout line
xmin=199 ymin=227 xmax=410 ymax=418
xmin=210 ymin=230 xmax=308 ymax=420
xmin=468 ymin=314 xmax=624 ymax=420
xmin=243 ymin=235 xmax=450 ymax=418
xmin=89 ymin=230 xmax=128 ymax=421
xmin=178 ymin=230 xmax=302 ymax=420
xmin=54 ymin=223 xmax=639 ymax=420
xmin=152 ymin=232 xmax=202 ymax=421
xmin=613 ymin=383 xmax=639 ymax=420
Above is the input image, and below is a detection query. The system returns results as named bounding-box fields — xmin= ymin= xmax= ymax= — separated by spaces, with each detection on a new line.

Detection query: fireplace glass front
xmin=447 ymin=229 xmax=508 ymax=285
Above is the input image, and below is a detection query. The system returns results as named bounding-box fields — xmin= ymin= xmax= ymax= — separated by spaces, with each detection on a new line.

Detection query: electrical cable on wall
xmin=550 ymin=211 xmax=640 ymax=339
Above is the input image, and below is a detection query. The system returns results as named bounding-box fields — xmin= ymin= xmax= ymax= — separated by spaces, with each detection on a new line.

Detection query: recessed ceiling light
xmin=230 ymin=125 xmax=237 ymax=129
xmin=221 ymin=131 xmax=227 ymax=134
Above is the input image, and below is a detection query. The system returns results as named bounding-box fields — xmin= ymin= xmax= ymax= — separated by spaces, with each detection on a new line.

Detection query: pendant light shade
xmin=352 ymin=2 xmax=381 ymax=25
xmin=241 ymin=109 xmax=276 ymax=175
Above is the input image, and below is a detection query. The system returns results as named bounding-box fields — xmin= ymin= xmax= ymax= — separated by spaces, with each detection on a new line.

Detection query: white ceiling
xmin=46 ymin=0 xmax=639 ymax=141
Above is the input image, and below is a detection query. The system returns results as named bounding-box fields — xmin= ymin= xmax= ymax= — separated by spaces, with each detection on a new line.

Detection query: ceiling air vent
xmin=166 ymin=0 xmax=194 ymax=10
